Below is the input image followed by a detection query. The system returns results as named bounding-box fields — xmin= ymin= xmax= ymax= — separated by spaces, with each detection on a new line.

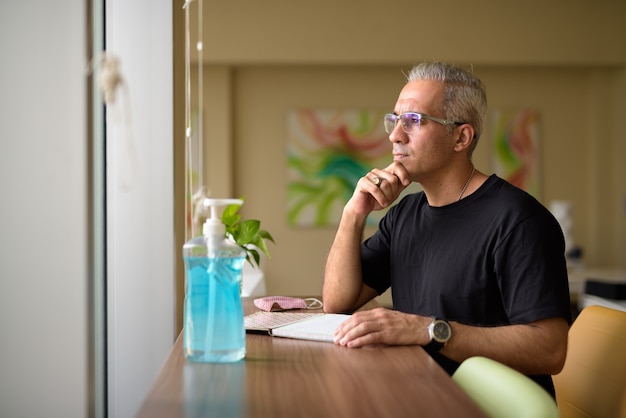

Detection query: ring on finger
xmin=370 ymin=176 xmax=383 ymax=188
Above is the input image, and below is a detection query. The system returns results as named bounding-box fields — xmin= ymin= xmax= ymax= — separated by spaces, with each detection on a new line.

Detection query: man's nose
xmin=388 ymin=120 xmax=407 ymax=143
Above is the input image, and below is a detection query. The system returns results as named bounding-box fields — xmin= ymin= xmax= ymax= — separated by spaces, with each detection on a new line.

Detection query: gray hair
xmin=407 ymin=62 xmax=487 ymax=157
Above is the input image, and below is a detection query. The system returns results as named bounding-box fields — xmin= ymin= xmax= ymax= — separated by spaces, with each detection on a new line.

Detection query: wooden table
xmin=136 ymin=299 xmax=486 ymax=418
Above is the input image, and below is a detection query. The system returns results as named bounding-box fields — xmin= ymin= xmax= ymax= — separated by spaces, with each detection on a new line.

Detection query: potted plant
xmin=221 ymin=199 xmax=275 ymax=269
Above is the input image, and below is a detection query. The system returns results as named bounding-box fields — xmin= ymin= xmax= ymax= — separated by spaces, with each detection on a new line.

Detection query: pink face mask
xmin=253 ymin=296 xmax=323 ymax=312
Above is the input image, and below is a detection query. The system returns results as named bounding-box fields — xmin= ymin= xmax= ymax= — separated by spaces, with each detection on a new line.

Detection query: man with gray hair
xmin=323 ymin=62 xmax=571 ymax=397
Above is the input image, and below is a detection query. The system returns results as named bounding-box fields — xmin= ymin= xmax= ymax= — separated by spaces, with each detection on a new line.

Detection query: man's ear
xmin=453 ymin=124 xmax=475 ymax=151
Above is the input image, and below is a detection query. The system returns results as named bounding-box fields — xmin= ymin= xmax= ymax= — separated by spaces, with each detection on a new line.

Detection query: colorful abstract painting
xmin=491 ymin=109 xmax=541 ymax=198
xmin=287 ymin=109 xmax=391 ymax=227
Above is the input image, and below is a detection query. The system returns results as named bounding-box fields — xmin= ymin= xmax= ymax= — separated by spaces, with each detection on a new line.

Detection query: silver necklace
xmin=458 ymin=167 xmax=476 ymax=201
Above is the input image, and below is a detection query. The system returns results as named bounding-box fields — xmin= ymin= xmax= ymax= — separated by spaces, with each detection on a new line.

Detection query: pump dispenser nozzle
xmin=202 ymin=198 xmax=243 ymax=237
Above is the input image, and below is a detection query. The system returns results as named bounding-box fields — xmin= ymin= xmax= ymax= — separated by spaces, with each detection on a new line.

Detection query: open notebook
xmin=244 ymin=311 xmax=350 ymax=343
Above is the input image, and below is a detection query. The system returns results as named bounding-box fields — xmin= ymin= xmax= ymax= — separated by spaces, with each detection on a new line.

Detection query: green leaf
xmin=257 ymin=229 xmax=275 ymax=243
xmin=251 ymin=236 xmax=270 ymax=258
xmin=222 ymin=203 xmax=242 ymax=229
xmin=236 ymin=219 xmax=260 ymax=245
xmin=247 ymin=249 xmax=261 ymax=268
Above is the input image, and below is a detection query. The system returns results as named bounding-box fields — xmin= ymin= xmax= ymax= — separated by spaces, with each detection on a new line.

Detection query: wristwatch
xmin=425 ymin=317 xmax=452 ymax=352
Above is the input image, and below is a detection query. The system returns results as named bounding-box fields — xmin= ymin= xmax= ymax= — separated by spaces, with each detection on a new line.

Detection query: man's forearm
xmin=322 ymin=208 xmax=369 ymax=313
xmin=444 ymin=317 xmax=569 ymax=375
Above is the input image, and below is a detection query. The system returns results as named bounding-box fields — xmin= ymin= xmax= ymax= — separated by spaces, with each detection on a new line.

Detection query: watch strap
xmin=424 ymin=338 xmax=445 ymax=352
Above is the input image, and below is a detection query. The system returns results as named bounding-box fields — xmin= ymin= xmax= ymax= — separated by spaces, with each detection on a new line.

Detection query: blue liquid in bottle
xmin=183 ymin=198 xmax=248 ymax=363
xmin=183 ymin=254 xmax=246 ymax=363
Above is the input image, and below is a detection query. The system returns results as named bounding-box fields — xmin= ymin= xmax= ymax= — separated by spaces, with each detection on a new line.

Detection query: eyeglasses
xmin=383 ymin=112 xmax=465 ymax=134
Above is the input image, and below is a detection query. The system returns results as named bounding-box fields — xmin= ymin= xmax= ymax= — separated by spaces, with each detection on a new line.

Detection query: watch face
xmin=433 ymin=321 xmax=451 ymax=342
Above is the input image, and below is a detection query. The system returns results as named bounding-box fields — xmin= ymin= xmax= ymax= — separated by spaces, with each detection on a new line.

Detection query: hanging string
xmin=183 ymin=0 xmax=193 ymax=240
xmin=97 ymin=53 xmax=123 ymax=104
xmin=88 ymin=52 xmax=137 ymax=191
xmin=197 ymin=0 xmax=204 ymax=187
xmin=183 ymin=0 xmax=208 ymax=240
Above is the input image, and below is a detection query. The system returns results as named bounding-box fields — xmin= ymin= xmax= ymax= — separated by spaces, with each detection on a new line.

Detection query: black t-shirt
xmin=360 ymin=175 xmax=571 ymax=396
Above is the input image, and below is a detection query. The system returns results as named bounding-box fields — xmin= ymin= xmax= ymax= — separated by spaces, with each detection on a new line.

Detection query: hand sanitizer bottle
xmin=183 ymin=198 xmax=247 ymax=362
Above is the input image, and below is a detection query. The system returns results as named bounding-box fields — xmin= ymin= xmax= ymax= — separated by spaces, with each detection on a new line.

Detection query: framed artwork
xmin=490 ymin=108 xmax=541 ymax=198
xmin=287 ymin=109 xmax=392 ymax=227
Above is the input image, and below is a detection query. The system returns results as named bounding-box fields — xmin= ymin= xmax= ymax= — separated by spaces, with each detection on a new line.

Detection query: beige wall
xmin=178 ymin=0 xmax=626 ymax=305
xmin=190 ymin=0 xmax=626 ymax=66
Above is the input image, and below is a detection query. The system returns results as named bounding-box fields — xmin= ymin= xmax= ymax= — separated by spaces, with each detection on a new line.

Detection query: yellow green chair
xmin=553 ymin=304 xmax=626 ymax=418
xmin=452 ymin=356 xmax=559 ymax=418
